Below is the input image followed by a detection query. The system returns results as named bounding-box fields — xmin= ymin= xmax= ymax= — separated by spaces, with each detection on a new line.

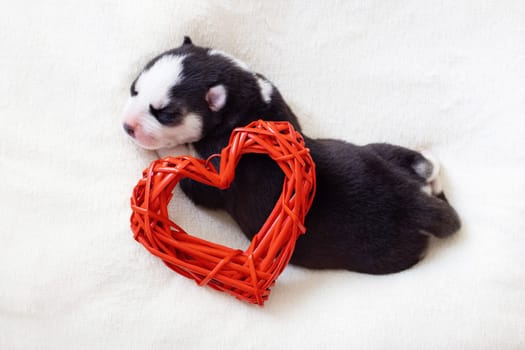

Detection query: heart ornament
xmin=130 ymin=120 xmax=316 ymax=305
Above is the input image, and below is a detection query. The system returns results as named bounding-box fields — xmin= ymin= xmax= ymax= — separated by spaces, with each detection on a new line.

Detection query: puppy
xmin=122 ymin=37 xmax=461 ymax=274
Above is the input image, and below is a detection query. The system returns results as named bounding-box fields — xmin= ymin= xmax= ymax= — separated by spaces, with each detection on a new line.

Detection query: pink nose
xmin=123 ymin=123 xmax=135 ymax=137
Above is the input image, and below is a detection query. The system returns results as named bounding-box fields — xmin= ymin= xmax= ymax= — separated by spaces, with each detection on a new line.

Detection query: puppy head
xmin=122 ymin=37 xmax=239 ymax=150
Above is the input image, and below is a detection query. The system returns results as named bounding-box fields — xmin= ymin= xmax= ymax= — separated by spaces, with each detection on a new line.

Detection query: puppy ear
xmin=183 ymin=36 xmax=193 ymax=45
xmin=206 ymin=85 xmax=227 ymax=112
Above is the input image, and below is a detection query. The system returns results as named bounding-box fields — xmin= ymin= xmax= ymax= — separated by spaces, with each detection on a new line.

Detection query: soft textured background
xmin=1 ymin=1 xmax=524 ymax=349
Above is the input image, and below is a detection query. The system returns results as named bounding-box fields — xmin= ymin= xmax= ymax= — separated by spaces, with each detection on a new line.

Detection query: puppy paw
xmin=414 ymin=150 xmax=443 ymax=195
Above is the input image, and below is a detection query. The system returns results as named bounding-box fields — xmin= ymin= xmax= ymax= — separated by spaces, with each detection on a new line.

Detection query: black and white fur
xmin=123 ymin=37 xmax=461 ymax=274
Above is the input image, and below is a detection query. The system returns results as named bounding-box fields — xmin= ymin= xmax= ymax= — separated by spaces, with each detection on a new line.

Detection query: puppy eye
xmin=149 ymin=104 xmax=160 ymax=116
xmin=149 ymin=104 xmax=180 ymax=125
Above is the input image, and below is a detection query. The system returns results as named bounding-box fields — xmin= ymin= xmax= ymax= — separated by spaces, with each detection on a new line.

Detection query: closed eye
xmin=149 ymin=104 xmax=181 ymax=125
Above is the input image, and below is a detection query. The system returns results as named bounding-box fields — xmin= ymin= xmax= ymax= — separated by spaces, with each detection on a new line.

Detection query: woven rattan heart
xmin=130 ymin=120 xmax=316 ymax=305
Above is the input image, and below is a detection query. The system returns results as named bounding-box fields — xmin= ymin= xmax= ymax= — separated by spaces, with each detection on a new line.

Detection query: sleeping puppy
xmin=122 ymin=36 xmax=461 ymax=274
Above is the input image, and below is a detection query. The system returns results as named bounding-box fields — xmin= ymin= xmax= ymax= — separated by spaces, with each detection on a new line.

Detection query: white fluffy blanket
xmin=1 ymin=1 xmax=524 ymax=349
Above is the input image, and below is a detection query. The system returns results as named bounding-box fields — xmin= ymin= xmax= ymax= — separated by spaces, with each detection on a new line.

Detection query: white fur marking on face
xmin=256 ymin=76 xmax=273 ymax=103
xmin=208 ymin=49 xmax=250 ymax=71
xmin=122 ymin=54 xmax=200 ymax=150
xmin=161 ymin=113 xmax=203 ymax=147
xmin=122 ymin=98 xmax=203 ymax=150
xmin=135 ymin=54 xmax=186 ymax=109
xmin=156 ymin=143 xmax=199 ymax=159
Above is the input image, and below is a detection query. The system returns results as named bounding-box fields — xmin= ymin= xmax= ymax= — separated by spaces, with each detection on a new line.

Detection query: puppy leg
xmin=367 ymin=143 xmax=444 ymax=197
xmin=179 ymin=178 xmax=224 ymax=210
xmin=366 ymin=143 xmax=427 ymax=179
xmin=411 ymin=194 xmax=461 ymax=238
xmin=418 ymin=150 xmax=443 ymax=196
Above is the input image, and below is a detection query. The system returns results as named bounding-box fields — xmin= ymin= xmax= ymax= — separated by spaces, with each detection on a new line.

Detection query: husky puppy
xmin=122 ymin=37 xmax=460 ymax=274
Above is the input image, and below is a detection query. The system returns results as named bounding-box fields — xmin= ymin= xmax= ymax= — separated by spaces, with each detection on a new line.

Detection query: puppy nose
xmin=123 ymin=123 xmax=135 ymax=137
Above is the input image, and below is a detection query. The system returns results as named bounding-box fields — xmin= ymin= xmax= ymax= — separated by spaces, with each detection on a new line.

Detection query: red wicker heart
xmin=130 ymin=120 xmax=316 ymax=305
